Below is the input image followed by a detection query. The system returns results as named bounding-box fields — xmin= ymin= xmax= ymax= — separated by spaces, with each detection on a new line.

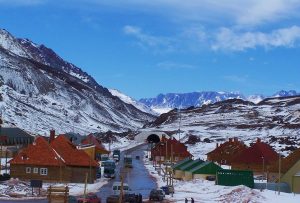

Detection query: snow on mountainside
xmin=0 ymin=28 xmax=156 ymax=135
xmin=140 ymin=90 xmax=299 ymax=114
xmin=108 ymin=89 xmax=157 ymax=115
xmin=144 ymin=96 xmax=300 ymax=156
xmin=273 ymin=90 xmax=299 ymax=98
xmin=139 ymin=91 xmax=245 ymax=114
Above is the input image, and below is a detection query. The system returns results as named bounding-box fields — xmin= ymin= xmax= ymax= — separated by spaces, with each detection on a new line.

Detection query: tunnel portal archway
xmin=146 ymin=134 xmax=160 ymax=144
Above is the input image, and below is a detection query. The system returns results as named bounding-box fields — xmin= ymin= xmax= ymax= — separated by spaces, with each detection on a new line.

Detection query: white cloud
xmin=72 ymin=0 xmax=300 ymax=27
xmin=123 ymin=25 xmax=175 ymax=52
xmin=212 ymin=26 xmax=300 ymax=51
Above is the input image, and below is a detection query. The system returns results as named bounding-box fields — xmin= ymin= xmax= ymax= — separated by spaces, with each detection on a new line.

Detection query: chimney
xmin=49 ymin=130 xmax=55 ymax=143
xmin=257 ymin=138 xmax=261 ymax=143
xmin=216 ymin=143 xmax=219 ymax=148
xmin=229 ymin=138 xmax=233 ymax=142
xmin=234 ymin=137 xmax=238 ymax=143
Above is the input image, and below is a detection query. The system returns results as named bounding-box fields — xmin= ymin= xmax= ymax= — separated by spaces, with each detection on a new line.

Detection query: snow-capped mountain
xmin=0 ymin=28 xmax=155 ymax=135
xmin=144 ymin=96 xmax=300 ymax=155
xmin=139 ymin=91 xmax=245 ymax=114
xmin=273 ymin=90 xmax=299 ymax=98
xmin=108 ymin=89 xmax=157 ymax=115
xmin=140 ymin=90 xmax=299 ymax=114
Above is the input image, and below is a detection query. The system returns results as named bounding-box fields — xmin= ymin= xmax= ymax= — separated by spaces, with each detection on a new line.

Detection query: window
xmin=26 ymin=167 xmax=31 ymax=173
xmin=175 ymin=157 xmax=179 ymax=161
xmin=40 ymin=168 xmax=48 ymax=176
xmin=33 ymin=168 xmax=38 ymax=174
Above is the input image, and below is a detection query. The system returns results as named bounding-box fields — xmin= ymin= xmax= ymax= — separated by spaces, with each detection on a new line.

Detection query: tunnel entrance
xmin=146 ymin=134 xmax=160 ymax=143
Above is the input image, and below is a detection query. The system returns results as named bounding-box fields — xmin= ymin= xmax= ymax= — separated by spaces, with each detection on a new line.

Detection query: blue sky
xmin=0 ymin=0 xmax=300 ymax=99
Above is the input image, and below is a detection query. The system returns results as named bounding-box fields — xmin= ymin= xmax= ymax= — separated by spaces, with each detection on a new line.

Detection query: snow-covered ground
xmin=143 ymin=152 xmax=300 ymax=203
xmin=0 ymin=178 xmax=108 ymax=200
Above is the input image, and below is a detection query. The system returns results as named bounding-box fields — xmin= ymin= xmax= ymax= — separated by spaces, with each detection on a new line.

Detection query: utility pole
xmin=262 ymin=156 xmax=265 ymax=183
xmin=178 ymin=108 xmax=181 ymax=141
xmin=171 ymin=141 xmax=174 ymax=190
xmin=119 ymin=175 xmax=124 ymax=203
xmin=84 ymin=173 xmax=88 ymax=200
xmin=278 ymin=154 xmax=281 ymax=195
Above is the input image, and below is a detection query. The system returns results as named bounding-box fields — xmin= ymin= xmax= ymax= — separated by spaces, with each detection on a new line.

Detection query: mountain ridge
xmin=139 ymin=90 xmax=299 ymax=114
xmin=0 ymin=28 xmax=156 ymax=135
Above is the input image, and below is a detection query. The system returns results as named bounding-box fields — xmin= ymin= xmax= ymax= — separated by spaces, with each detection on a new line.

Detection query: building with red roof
xmin=10 ymin=131 xmax=98 ymax=183
xmin=79 ymin=134 xmax=109 ymax=161
xmin=231 ymin=138 xmax=279 ymax=173
xmin=151 ymin=135 xmax=192 ymax=164
xmin=206 ymin=138 xmax=247 ymax=165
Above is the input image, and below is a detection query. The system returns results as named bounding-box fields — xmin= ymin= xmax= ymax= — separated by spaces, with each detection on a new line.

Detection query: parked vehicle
xmin=68 ymin=195 xmax=77 ymax=203
xmin=124 ymin=155 xmax=133 ymax=168
xmin=112 ymin=182 xmax=130 ymax=195
xmin=124 ymin=193 xmax=142 ymax=203
xmin=104 ymin=167 xmax=115 ymax=178
xmin=206 ymin=175 xmax=216 ymax=181
xmin=106 ymin=195 xmax=119 ymax=203
xmin=101 ymin=154 xmax=109 ymax=161
xmin=106 ymin=194 xmax=142 ymax=203
xmin=149 ymin=189 xmax=165 ymax=201
xmin=135 ymin=156 xmax=140 ymax=160
xmin=0 ymin=173 xmax=10 ymax=181
xmin=113 ymin=150 xmax=121 ymax=162
xmin=160 ymin=185 xmax=174 ymax=195
xmin=101 ymin=160 xmax=116 ymax=169
xmin=77 ymin=193 xmax=101 ymax=203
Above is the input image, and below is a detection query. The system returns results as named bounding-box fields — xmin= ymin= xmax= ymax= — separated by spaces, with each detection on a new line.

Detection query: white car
xmin=112 ymin=182 xmax=130 ymax=195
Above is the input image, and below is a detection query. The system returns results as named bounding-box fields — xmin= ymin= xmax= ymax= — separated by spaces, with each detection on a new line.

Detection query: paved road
xmin=97 ymin=143 xmax=157 ymax=202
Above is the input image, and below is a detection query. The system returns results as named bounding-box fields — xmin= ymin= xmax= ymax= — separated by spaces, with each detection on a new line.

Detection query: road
xmin=1 ymin=143 xmax=157 ymax=203
xmin=97 ymin=143 xmax=157 ymax=202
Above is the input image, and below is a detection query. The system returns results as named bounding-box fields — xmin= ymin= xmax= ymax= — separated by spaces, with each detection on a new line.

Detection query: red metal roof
xmin=10 ymin=135 xmax=98 ymax=167
xmin=51 ymin=135 xmax=98 ymax=167
xmin=152 ymin=137 xmax=192 ymax=157
xmin=232 ymin=139 xmax=279 ymax=165
xmin=10 ymin=137 xmax=63 ymax=166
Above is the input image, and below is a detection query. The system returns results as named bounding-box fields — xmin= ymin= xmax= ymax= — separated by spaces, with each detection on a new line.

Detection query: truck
xmin=101 ymin=160 xmax=116 ymax=169
xmin=104 ymin=167 xmax=115 ymax=179
xmin=101 ymin=154 xmax=109 ymax=161
xmin=124 ymin=155 xmax=133 ymax=168
xmin=113 ymin=150 xmax=121 ymax=162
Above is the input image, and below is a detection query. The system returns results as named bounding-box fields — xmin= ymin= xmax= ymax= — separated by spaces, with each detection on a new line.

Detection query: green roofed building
xmin=216 ymin=169 xmax=254 ymax=188
xmin=184 ymin=161 xmax=222 ymax=181
xmin=172 ymin=158 xmax=193 ymax=170
xmin=174 ymin=159 xmax=204 ymax=180
xmin=173 ymin=158 xmax=193 ymax=179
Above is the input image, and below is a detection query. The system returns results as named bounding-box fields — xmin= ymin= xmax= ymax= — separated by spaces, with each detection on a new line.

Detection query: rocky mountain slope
xmin=109 ymin=89 xmax=157 ymax=115
xmin=139 ymin=90 xmax=299 ymax=114
xmin=144 ymin=96 xmax=300 ymax=155
xmin=0 ymin=28 xmax=155 ymax=135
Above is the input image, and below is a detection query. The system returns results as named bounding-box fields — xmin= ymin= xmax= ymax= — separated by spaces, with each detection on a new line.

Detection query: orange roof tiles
xmin=51 ymin=135 xmax=98 ymax=167
xmin=10 ymin=135 xmax=98 ymax=167
xmin=10 ymin=137 xmax=63 ymax=166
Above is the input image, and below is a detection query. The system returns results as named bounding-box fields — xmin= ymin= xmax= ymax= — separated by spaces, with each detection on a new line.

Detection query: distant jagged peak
xmin=273 ymin=90 xmax=299 ymax=98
